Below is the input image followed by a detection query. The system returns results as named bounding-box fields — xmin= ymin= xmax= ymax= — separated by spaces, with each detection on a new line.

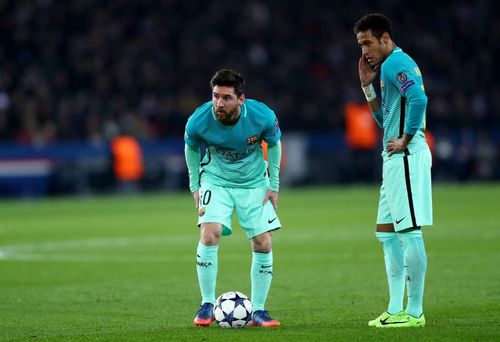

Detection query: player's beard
xmin=216 ymin=107 xmax=240 ymax=125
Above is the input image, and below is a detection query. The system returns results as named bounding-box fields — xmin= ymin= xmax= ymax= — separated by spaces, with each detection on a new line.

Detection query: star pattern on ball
xmin=232 ymin=293 xmax=247 ymax=308
xmin=214 ymin=291 xmax=252 ymax=328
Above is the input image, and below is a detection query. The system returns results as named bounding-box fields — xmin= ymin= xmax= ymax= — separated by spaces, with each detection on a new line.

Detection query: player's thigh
xmin=198 ymin=183 xmax=234 ymax=236
xmin=383 ymin=150 xmax=432 ymax=231
xmin=407 ymin=148 xmax=433 ymax=226
xmin=382 ymin=156 xmax=412 ymax=230
xmin=376 ymin=183 xmax=393 ymax=225
xmin=230 ymin=187 xmax=281 ymax=239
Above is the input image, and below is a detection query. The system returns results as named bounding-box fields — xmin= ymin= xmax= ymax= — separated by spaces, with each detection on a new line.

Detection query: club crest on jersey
xmin=396 ymin=72 xmax=407 ymax=84
xmin=247 ymin=135 xmax=259 ymax=145
xmin=198 ymin=207 xmax=206 ymax=217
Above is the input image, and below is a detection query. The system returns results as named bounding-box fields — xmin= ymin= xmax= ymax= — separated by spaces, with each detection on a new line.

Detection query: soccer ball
xmin=214 ymin=291 xmax=253 ymax=328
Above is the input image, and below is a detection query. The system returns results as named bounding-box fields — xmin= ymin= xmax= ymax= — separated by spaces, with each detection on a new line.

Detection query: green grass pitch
xmin=1 ymin=184 xmax=499 ymax=341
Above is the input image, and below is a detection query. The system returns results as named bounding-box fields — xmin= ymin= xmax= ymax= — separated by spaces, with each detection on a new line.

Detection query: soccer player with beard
xmin=354 ymin=14 xmax=433 ymax=328
xmin=184 ymin=69 xmax=282 ymax=327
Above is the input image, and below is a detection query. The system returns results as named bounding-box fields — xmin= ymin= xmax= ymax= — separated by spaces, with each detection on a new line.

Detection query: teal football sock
xmin=251 ymin=251 xmax=273 ymax=311
xmin=196 ymin=242 xmax=219 ymax=305
xmin=399 ymin=229 xmax=427 ymax=318
xmin=376 ymin=232 xmax=405 ymax=314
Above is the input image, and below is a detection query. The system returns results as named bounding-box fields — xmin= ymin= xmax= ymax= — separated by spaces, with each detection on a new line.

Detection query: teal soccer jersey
xmin=373 ymin=47 xmax=428 ymax=156
xmin=373 ymin=47 xmax=433 ymax=230
xmin=184 ymin=99 xmax=281 ymax=188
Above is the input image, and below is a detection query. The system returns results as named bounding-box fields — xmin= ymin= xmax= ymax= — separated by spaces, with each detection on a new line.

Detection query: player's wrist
xmin=361 ymin=83 xmax=377 ymax=102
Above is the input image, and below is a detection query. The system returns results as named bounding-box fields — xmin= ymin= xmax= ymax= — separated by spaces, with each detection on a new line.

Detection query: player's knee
xmin=200 ymin=233 xmax=220 ymax=246
xmin=251 ymin=232 xmax=272 ymax=252
xmin=200 ymin=223 xmax=222 ymax=245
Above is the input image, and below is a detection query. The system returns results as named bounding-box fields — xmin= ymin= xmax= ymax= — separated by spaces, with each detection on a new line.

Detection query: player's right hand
xmin=358 ymin=55 xmax=377 ymax=86
xmin=192 ymin=190 xmax=199 ymax=209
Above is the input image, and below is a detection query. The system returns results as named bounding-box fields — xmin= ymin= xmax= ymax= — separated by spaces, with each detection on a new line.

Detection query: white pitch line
xmin=0 ymin=253 xmax=176 ymax=263
xmin=0 ymin=251 xmax=379 ymax=263
xmin=0 ymin=235 xmax=192 ymax=253
xmin=0 ymin=229 xmax=380 ymax=263
xmin=0 ymin=235 xmax=194 ymax=263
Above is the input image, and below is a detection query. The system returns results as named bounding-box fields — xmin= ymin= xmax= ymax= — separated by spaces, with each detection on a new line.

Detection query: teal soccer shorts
xmin=197 ymin=183 xmax=281 ymax=239
xmin=377 ymin=147 xmax=433 ymax=231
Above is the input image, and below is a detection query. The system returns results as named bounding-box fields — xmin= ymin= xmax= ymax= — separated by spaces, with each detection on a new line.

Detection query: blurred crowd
xmin=0 ymin=0 xmax=498 ymax=179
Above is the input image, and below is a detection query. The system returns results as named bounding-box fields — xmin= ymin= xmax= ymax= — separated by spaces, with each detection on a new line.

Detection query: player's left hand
xmin=387 ymin=138 xmax=407 ymax=157
xmin=263 ymin=189 xmax=279 ymax=210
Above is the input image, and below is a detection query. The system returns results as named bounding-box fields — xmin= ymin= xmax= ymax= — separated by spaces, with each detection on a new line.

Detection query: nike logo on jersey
xmin=268 ymin=217 xmax=278 ymax=224
xmin=396 ymin=217 xmax=405 ymax=224
xmin=261 ymin=265 xmax=273 ymax=269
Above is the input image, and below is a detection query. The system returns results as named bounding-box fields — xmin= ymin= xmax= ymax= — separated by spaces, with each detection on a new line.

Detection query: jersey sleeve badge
xmin=396 ymin=72 xmax=407 ymax=83
xmin=396 ymin=72 xmax=415 ymax=92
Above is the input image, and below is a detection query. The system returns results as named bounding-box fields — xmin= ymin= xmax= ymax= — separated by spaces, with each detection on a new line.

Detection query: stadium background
xmin=0 ymin=0 xmax=498 ymax=196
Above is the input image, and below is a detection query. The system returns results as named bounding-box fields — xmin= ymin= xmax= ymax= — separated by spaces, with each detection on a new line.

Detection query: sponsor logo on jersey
xmin=247 ymin=135 xmax=259 ymax=145
xmin=215 ymin=147 xmax=255 ymax=162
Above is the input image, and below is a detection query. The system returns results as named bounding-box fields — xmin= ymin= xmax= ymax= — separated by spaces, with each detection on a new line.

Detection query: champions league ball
xmin=214 ymin=291 xmax=253 ymax=328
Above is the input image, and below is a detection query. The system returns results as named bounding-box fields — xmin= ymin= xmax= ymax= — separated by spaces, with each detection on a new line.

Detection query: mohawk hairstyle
xmin=354 ymin=13 xmax=393 ymax=40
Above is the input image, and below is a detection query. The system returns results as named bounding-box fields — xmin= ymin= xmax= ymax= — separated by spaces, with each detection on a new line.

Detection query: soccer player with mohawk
xmin=354 ymin=13 xmax=433 ymax=328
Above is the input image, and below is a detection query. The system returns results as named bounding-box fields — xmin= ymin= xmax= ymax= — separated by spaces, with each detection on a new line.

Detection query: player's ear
xmin=238 ymin=93 xmax=246 ymax=104
xmin=382 ymin=32 xmax=390 ymax=44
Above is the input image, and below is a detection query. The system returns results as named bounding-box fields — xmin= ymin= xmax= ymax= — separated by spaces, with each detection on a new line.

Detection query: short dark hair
xmin=354 ymin=13 xmax=392 ymax=40
xmin=210 ymin=69 xmax=246 ymax=97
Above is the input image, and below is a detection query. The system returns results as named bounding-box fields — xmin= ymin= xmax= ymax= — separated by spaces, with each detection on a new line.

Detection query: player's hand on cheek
xmin=358 ymin=56 xmax=377 ymax=86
